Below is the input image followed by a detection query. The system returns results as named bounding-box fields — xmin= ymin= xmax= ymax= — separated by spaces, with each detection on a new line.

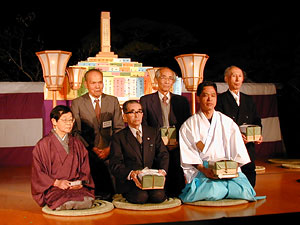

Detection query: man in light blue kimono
xmin=179 ymin=81 xmax=265 ymax=203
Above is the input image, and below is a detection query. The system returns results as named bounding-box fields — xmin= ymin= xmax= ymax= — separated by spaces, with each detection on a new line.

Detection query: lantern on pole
xmin=66 ymin=66 xmax=87 ymax=90
xmin=36 ymin=50 xmax=72 ymax=108
xmin=146 ymin=67 xmax=161 ymax=91
xmin=175 ymin=53 xmax=209 ymax=114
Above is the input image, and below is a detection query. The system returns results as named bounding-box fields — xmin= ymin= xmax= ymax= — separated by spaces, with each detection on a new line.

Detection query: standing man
xmin=140 ymin=67 xmax=191 ymax=197
xmin=71 ymin=69 xmax=125 ymax=200
xmin=109 ymin=100 xmax=169 ymax=204
xmin=215 ymin=66 xmax=263 ymax=187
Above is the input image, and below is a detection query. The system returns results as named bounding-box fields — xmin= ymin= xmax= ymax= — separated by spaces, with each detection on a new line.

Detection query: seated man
xmin=109 ymin=100 xmax=169 ymax=204
xmin=179 ymin=81 xmax=265 ymax=203
xmin=31 ymin=105 xmax=95 ymax=210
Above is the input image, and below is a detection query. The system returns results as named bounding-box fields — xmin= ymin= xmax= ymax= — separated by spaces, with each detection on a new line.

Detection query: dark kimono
xmin=31 ymin=131 xmax=95 ymax=210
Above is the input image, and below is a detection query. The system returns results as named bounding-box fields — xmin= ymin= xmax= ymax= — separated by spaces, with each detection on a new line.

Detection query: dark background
xmin=0 ymin=2 xmax=299 ymax=157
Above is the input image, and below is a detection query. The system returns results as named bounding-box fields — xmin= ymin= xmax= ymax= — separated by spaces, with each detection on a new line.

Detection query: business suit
xmin=215 ymin=90 xmax=262 ymax=187
xmin=71 ymin=93 xmax=125 ymax=195
xmin=109 ymin=125 xmax=169 ymax=203
xmin=140 ymin=92 xmax=191 ymax=197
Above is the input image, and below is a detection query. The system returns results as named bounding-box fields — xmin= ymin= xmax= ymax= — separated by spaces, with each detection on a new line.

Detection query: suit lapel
xmin=141 ymin=125 xmax=153 ymax=166
xmin=83 ymin=93 xmax=99 ymax=126
xmin=169 ymin=93 xmax=177 ymax=126
xmin=125 ymin=127 xmax=143 ymax=162
xmin=151 ymin=92 xmax=163 ymax=127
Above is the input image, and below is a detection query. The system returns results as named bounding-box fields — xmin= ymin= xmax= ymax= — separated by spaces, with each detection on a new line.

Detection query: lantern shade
xmin=146 ymin=67 xmax=161 ymax=91
xmin=175 ymin=54 xmax=209 ymax=92
xmin=66 ymin=66 xmax=87 ymax=90
xmin=36 ymin=50 xmax=72 ymax=91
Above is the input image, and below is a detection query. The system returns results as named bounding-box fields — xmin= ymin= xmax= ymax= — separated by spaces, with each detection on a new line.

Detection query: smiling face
xmin=225 ymin=67 xmax=244 ymax=93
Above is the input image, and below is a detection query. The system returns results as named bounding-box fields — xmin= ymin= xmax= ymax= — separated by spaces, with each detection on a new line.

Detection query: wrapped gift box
xmin=239 ymin=124 xmax=261 ymax=142
xmin=161 ymin=127 xmax=177 ymax=146
xmin=209 ymin=160 xmax=238 ymax=179
xmin=138 ymin=168 xmax=165 ymax=190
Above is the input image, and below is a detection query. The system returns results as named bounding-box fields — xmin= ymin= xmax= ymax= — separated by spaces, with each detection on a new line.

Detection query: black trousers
xmin=242 ymin=143 xmax=256 ymax=187
xmin=124 ymin=182 xmax=167 ymax=204
xmin=89 ymin=151 xmax=115 ymax=196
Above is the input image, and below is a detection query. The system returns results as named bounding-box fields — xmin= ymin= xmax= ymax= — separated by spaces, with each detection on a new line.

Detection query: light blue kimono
xmin=179 ymin=162 xmax=266 ymax=203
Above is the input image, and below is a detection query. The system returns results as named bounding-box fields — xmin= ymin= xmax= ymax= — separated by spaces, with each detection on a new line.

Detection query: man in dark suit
xmin=71 ymin=69 xmax=125 ymax=199
xmin=215 ymin=66 xmax=263 ymax=187
xmin=140 ymin=67 xmax=191 ymax=197
xmin=109 ymin=100 xmax=169 ymax=204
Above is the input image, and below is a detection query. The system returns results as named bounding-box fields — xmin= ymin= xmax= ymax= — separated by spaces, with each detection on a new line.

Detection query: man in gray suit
xmin=71 ymin=69 xmax=125 ymax=199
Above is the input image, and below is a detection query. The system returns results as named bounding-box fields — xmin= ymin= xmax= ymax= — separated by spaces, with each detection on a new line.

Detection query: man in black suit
xmin=140 ymin=67 xmax=191 ymax=197
xmin=215 ymin=66 xmax=263 ymax=187
xmin=109 ymin=100 xmax=169 ymax=204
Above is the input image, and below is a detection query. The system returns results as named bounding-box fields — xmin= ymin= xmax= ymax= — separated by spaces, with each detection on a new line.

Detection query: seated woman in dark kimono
xmin=31 ymin=105 xmax=95 ymax=210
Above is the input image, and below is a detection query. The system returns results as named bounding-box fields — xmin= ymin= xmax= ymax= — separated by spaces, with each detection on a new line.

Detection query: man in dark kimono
xmin=31 ymin=105 xmax=95 ymax=210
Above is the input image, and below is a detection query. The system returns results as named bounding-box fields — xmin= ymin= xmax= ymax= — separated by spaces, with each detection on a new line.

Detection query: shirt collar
xmin=89 ymin=94 xmax=102 ymax=104
xmin=128 ymin=125 xmax=142 ymax=137
xmin=158 ymin=91 xmax=170 ymax=103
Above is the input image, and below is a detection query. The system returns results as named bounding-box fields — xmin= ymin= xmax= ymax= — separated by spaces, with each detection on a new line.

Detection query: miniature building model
xmin=44 ymin=11 xmax=181 ymax=103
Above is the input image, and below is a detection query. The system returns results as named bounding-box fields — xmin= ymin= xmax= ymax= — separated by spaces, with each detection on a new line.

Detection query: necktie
xmin=234 ymin=95 xmax=239 ymax=106
xmin=136 ymin=130 xmax=142 ymax=144
xmin=94 ymin=99 xmax=101 ymax=122
xmin=162 ymin=95 xmax=168 ymax=105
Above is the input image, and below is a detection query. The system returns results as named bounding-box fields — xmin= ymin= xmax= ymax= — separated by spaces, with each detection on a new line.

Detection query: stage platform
xmin=0 ymin=160 xmax=299 ymax=225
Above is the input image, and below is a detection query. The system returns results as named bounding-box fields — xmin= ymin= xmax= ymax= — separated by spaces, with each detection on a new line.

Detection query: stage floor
xmin=0 ymin=160 xmax=299 ymax=225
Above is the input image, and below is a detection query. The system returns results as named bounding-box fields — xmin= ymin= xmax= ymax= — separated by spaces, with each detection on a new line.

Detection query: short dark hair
xmin=50 ymin=105 xmax=73 ymax=121
xmin=123 ymin=100 xmax=142 ymax=114
xmin=196 ymin=81 xmax=218 ymax=96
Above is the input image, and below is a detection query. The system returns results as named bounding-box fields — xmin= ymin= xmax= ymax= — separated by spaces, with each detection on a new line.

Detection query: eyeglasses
xmin=59 ymin=118 xmax=75 ymax=124
xmin=159 ymin=76 xmax=175 ymax=81
xmin=124 ymin=110 xmax=143 ymax=115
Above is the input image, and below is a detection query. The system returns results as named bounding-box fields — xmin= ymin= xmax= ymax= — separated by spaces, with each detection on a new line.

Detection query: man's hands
xmin=242 ymin=134 xmax=263 ymax=145
xmin=196 ymin=164 xmax=217 ymax=179
xmin=130 ymin=170 xmax=142 ymax=189
xmin=93 ymin=146 xmax=110 ymax=160
xmin=130 ymin=169 xmax=167 ymax=189
xmin=53 ymin=179 xmax=83 ymax=190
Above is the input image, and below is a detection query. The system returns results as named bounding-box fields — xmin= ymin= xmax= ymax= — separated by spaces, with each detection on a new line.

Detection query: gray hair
xmin=155 ymin=67 xmax=176 ymax=80
xmin=224 ymin=65 xmax=246 ymax=78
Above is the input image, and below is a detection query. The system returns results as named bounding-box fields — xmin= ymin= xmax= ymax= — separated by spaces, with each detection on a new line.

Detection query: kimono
xmin=31 ymin=130 xmax=95 ymax=210
xmin=179 ymin=110 xmax=265 ymax=202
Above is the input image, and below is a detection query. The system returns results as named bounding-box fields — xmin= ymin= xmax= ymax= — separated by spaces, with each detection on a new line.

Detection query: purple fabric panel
xmin=252 ymin=94 xmax=278 ymax=118
xmin=255 ymin=141 xmax=284 ymax=160
xmin=0 ymin=93 xmax=44 ymax=119
xmin=43 ymin=100 xmax=72 ymax=136
xmin=0 ymin=146 xmax=33 ymax=166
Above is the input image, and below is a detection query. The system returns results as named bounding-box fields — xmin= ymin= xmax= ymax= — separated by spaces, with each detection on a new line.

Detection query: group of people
xmin=31 ymin=66 xmax=264 ymax=211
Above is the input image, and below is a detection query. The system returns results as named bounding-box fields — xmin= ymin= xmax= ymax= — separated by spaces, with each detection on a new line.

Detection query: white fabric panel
xmin=261 ymin=117 xmax=282 ymax=142
xmin=0 ymin=82 xmax=44 ymax=93
xmin=0 ymin=118 xmax=43 ymax=147
xmin=182 ymin=82 xmax=276 ymax=95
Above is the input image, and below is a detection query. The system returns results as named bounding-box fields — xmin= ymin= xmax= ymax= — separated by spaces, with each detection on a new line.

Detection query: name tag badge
xmin=103 ymin=120 xmax=112 ymax=128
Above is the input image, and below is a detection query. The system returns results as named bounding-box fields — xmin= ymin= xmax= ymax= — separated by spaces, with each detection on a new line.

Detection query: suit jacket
xmin=140 ymin=92 xmax=191 ymax=137
xmin=109 ymin=125 xmax=169 ymax=194
xmin=215 ymin=89 xmax=262 ymax=161
xmin=71 ymin=93 xmax=125 ymax=150
xmin=215 ymin=90 xmax=262 ymax=127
